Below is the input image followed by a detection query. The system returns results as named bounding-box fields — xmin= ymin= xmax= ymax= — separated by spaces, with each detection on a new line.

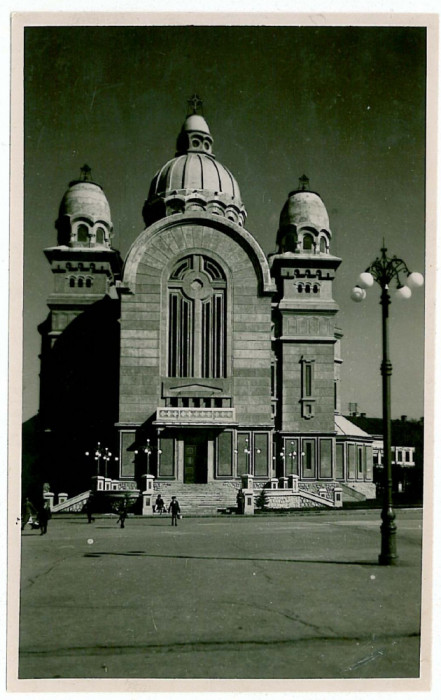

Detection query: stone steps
xmin=153 ymin=483 xmax=239 ymax=514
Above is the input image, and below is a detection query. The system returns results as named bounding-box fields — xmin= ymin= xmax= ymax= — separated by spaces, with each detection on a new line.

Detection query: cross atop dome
xmin=187 ymin=93 xmax=203 ymax=115
xmin=298 ymin=174 xmax=310 ymax=191
xmin=80 ymin=164 xmax=92 ymax=182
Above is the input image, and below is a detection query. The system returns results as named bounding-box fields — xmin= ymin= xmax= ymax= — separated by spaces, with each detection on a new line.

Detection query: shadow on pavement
xmin=82 ymin=551 xmax=390 ymax=566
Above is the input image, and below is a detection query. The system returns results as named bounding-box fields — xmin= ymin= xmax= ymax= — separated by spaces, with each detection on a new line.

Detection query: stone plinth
xmin=142 ymin=474 xmax=156 ymax=515
xmin=242 ymin=489 xmax=254 ymax=515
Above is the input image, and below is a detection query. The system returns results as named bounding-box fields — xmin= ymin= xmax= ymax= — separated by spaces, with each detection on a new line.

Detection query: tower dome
xmin=56 ymin=165 xmax=113 ymax=248
xmin=276 ymin=175 xmax=332 ymax=255
xmin=142 ymin=96 xmax=247 ymax=228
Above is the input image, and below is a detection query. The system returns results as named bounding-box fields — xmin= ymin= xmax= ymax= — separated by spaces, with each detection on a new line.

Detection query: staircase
xmin=153 ymin=483 xmax=239 ymax=515
xmin=51 ymin=490 xmax=91 ymax=513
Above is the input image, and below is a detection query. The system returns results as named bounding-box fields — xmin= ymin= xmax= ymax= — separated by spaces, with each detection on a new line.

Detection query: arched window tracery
xmin=167 ymin=254 xmax=227 ymax=378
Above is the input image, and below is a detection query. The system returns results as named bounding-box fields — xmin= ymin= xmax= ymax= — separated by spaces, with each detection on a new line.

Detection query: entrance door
xmin=184 ymin=445 xmax=197 ymax=483
xmin=184 ymin=441 xmax=207 ymax=483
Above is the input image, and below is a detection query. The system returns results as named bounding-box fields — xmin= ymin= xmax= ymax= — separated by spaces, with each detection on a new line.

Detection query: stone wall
xmin=120 ymin=215 xmax=274 ymax=428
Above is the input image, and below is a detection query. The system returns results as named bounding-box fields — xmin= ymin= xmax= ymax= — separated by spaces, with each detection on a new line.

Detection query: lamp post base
xmin=378 ymin=509 xmax=398 ymax=565
xmin=378 ymin=552 xmax=399 ymax=566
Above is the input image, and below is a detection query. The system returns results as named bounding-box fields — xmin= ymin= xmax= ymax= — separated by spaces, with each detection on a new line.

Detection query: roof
xmin=335 ymin=414 xmax=373 ymax=438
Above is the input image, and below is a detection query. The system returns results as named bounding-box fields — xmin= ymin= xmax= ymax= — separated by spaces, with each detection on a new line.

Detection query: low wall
xmin=345 ymin=482 xmax=377 ymax=499
xmin=258 ymin=493 xmax=323 ymax=509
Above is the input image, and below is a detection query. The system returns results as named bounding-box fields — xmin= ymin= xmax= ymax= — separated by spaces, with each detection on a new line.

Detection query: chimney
xmin=360 ymin=413 xmax=366 ymax=418
xmin=401 ymin=415 xmax=407 ymax=422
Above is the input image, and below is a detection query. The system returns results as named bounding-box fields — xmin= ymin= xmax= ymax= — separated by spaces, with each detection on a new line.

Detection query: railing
xmin=93 ymin=476 xmax=138 ymax=492
xmin=156 ymin=407 xmax=236 ymax=424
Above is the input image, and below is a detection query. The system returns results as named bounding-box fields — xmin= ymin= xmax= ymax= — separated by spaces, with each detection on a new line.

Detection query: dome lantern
xmin=55 ymin=166 xmax=113 ymax=249
xmin=143 ymin=97 xmax=246 ymax=227
xmin=276 ymin=176 xmax=332 ymax=255
xmin=176 ymin=94 xmax=214 ymax=157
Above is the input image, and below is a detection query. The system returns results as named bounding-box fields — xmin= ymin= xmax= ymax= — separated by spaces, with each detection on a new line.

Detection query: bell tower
xmin=270 ymin=176 xmax=342 ymax=479
xmin=43 ymin=165 xmax=122 ymax=345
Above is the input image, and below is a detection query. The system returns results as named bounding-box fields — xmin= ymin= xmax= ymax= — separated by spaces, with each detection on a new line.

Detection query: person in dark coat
xmin=85 ymin=497 xmax=95 ymax=523
xmin=117 ymin=505 xmax=127 ymax=528
xmin=155 ymin=494 xmax=165 ymax=514
xmin=236 ymin=489 xmax=245 ymax=515
xmin=21 ymin=498 xmax=36 ymax=531
xmin=37 ymin=503 xmax=51 ymax=535
xmin=168 ymin=496 xmax=181 ymax=526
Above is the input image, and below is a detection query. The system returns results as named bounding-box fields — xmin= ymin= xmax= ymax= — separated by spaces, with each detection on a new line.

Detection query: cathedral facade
xmin=38 ymin=103 xmax=375 ymax=508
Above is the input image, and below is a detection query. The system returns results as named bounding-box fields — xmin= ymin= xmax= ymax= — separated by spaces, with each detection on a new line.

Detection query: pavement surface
xmin=17 ymin=508 xmax=423 ymax=681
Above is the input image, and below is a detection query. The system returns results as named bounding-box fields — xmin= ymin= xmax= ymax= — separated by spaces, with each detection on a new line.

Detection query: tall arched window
xmin=168 ymin=254 xmax=227 ymax=378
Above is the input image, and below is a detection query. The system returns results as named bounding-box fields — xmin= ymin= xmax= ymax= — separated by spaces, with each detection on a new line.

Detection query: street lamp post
xmin=135 ymin=439 xmax=162 ymax=477
xmin=288 ymin=441 xmax=296 ymax=474
xmin=85 ymin=443 xmax=119 ymax=480
xmin=244 ymin=438 xmax=251 ymax=473
xmin=351 ymin=245 xmax=423 ymax=565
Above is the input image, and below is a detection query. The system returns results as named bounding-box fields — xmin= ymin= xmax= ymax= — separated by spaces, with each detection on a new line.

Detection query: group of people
xmin=21 ymin=498 xmax=51 ymax=535
xmin=155 ymin=494 xmax=181 ymax=526
xmin=86 ymin=493 xmax=182 ymax=527
xmin=22 ymin=493 xmax=184 ymax=531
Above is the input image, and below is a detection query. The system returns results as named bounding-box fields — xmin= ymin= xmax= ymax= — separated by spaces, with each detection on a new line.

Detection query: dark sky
xmin=23 ymin=24 xmax=426 ymax=422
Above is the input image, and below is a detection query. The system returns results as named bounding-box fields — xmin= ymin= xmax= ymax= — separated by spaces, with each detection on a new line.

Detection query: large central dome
xmin=142 ymin=107 xmax=246 ymax=228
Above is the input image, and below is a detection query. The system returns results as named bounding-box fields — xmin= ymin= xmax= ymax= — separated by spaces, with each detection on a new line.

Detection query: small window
xmin=86 ymin=278 xmax=93 ymax=288
xmin=305 ymin=284 xmax=311 ymax=293
xmin=305 ymin=364 xmax=312 ymax=396
xmin=69 ymin=277 xmax=75 ymax=288
xmin=320 ymin=237 xmax=327 ymax=253
xmin=78 ymin=277 xmax=84 ymax=288
xmin=77 ymin=224 xmax=88 ymax=242
xmin=96 ymin=227 xmax=105 ymax=244
xmin=303 ymin=234 xmax=314 ymax=251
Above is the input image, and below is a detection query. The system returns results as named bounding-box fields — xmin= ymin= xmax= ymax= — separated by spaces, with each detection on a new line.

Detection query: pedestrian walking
xmin=85 ymin=497 xmax=95 ymax=523
xmin=168 ymin=496 xmax=181 ymax=526
xmin=21 ymin=497 xmax=37 ymax=531
xmin=37 ymin=502 xmax=51 ymax=535
xmin=236 ymin=488 xmax=245 ymax=515
xmin=154 ymin=494 xmax=165 ymax=514
xmin=116 ymin=505 xmax=127 ymax=528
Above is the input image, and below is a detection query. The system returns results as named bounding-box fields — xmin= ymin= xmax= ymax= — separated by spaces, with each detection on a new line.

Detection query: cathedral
xmin=37 ymin=98 xmax=375 ymax=512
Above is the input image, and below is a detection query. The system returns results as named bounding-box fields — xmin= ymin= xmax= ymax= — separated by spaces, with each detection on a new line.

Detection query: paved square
xmin=18 ymin=509 xmax=423 ymax=680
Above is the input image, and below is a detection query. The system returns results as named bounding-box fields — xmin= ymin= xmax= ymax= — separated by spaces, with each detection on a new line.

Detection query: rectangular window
xmin=271 ymin=363 xmax=276 ymax=397
xmin=305 ymin=364 xmax=312 ymax=396
xmin=301 ymin=359 xmax=315 ymax=418
xmin=120 ymin=432 xmax=136 ymax=478
xmin=284 ymin=438 xmax=299 ymax=475
xmin=357 ymin=446 xmax=364 ymax=477
xmin=158 ymin=437 xmax=174 ymax=477
xmin=217 ymin=431 xmax=233 ymax=477
xmin=347 ymin=443 xmax=356 ymax=479
xmin=302 ymin=440 xmax=316 ymax=478
xmin=365 ymin=445 xmax=373 ymax=481
xmin=237 ymin=433 xmax=251 ymax=475
xmin=319 ymin=439 xmax=333 ymax=478
xmin=336 ymin=443 xmax=344 ymax=479
xmin=254 ymin=433 xmax=269 ymax=477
